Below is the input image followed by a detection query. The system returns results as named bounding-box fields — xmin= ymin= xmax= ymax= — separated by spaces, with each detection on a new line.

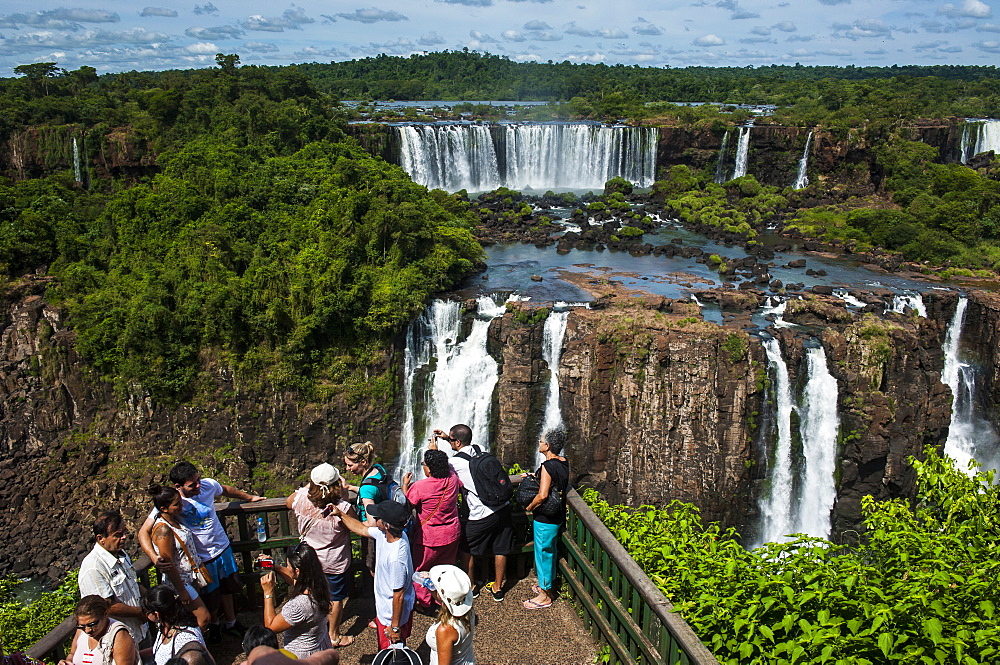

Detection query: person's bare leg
xmin=221 ymin=593 xmax=237 ymax=623
xmin=459 ymin=551 xmax=474 ymax=581
xmin=328 ymin=599 xmax=347 ymax=644
xmin=493 ymin=554 xmax=506 ymax=591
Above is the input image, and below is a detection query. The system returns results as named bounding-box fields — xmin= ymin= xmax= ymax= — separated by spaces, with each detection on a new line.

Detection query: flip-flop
xmin=332 ymin=635 xmax=355 ymax=648
xmin=523 ymin=598 xmax=553 ymax=610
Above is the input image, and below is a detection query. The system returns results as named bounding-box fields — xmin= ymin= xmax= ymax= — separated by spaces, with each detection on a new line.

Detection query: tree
xmin=215 ymin=53 xmax=241 ymax=76
xmin=13 ymin=62 xmax=61 ymax=95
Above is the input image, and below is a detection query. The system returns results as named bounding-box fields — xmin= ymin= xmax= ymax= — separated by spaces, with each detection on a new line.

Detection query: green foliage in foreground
xmin=585 ymin=449 xmax=1000 ymax=665
xmin=2 ymin=137 xmax=483 ymax=401
xmin=0 ymin=571 xmax=79 ymax=653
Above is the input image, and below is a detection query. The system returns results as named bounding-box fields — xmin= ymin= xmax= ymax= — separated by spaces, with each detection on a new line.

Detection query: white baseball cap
xmin=429 ymin=565 xmax=474 ymax=617
xmin=310 ymin=463 xmax=340 ymax=487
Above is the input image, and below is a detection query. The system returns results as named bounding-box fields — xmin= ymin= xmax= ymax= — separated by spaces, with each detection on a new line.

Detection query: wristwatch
xmin=390 ymin=626 xmax=400 ymax=633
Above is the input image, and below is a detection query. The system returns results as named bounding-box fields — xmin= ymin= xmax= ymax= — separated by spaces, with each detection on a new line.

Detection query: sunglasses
xmin=76 ymin=618 xmax=102 ymax=630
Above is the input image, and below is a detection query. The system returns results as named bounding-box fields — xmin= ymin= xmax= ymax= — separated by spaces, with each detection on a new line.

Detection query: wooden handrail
xmin=564 ymin=489 xmax=720 ymax=664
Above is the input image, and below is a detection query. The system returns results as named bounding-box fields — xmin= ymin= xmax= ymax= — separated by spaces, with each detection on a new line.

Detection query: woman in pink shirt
xmin=403 ymin=449 xmax=461 ymax=610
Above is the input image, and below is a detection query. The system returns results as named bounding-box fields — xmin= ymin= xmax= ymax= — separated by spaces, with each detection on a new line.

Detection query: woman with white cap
xmin=423 ymin=565 xmax=476 ymax=665
xmin=285 ymin=463 xmax=356 ymax=648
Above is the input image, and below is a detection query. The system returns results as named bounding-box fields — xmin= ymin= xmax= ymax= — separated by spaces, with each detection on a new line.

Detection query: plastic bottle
xmin=256 ymin=516 xmax=267 ymax=543
xmin=412 ymin=571 xmax=434 ymax=590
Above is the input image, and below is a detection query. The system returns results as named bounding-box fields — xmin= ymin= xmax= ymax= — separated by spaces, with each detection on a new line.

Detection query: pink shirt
xmin=291 ymin=488 xmax=353 ymax=575
xmin=406 ymin=471 xmax=461 ymax=547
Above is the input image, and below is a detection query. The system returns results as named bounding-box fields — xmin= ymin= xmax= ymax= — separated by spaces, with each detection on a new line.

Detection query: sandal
xmin=523 ymin=598 xmax=553 ymax=610
xmin=332 ymin=635 xmax=355 ymax=648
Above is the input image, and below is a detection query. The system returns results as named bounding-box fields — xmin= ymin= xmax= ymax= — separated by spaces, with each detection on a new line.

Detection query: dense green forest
xmin=0 ymin=59 xmax=482 ymax=401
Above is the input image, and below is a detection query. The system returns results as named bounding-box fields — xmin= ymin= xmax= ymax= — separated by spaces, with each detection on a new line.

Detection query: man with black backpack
xmin=429 ymin=424 xmax=513 ymax=602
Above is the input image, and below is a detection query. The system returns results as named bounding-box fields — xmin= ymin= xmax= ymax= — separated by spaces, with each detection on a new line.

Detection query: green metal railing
xmin=561 ymin=489 xmax=719 ymax=665
xmin=28 ymin=488 xmax=717 ymax=665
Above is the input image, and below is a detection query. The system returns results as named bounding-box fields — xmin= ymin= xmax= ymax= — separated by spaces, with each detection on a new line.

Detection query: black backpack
xmin=361 ymin=464 xmax=407 ymax=505
xmin=454 ymin=444 xmax=513 ymax=508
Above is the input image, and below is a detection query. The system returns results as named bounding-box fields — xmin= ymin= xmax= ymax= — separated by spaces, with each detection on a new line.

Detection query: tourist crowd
xmin=66 ymin=423 xmax=570 ymax=665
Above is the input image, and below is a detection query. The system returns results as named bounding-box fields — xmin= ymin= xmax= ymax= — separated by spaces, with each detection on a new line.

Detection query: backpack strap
xmin=98 ymin=621 xmax=130 ymax=665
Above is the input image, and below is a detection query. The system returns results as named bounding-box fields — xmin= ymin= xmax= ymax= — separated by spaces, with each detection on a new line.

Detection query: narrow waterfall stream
xmin=397 ymin=295 xmax=507 ymax=478
xmin=537 ymin=308 xmax=570 ymax=465
xmin=757 ymin=337 xmax=796 ymax=544
xmin=941 ymin=295 xmax=1000 ymax=474
xmin=960 ymin=119 xmax=1000 ymax=164
xmin=756 ymin=339 xmax=838 ymax=544
xmin=714 ymin=130 xmax=730 ymax=184
xmin=796 ymin=346 xmax=839 ymax=539
xmin=395 ymin=123 xmax=658 ymax=192
xmin=731 ymin=124 xmax=752 ymax=180
xmin=72 ymin=138 xmax=82 ymax=184
xmin=792 ymin=131 xmax=812 ymax=190
xmin=889 ymin=292 xmax=927 ymax=317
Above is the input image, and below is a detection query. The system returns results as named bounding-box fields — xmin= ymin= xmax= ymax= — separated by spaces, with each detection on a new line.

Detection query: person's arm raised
xmin=325 ymin=505 xmax=371 ymax=538
xmin=220 ymin=484 xmax=266 ymax=502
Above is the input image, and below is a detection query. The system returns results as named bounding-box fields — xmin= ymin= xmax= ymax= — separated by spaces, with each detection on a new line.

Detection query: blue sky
xmin=0 ymin=0 xmax=998 ymax=77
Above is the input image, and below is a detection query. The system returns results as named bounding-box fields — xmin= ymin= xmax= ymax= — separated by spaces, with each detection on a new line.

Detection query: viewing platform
xmin=28 ymin=483 xmax=719 ymax=665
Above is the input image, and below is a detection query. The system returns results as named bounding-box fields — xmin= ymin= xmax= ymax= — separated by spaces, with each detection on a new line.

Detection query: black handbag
xmin=516 ymin=474 xmax=564 ymax=518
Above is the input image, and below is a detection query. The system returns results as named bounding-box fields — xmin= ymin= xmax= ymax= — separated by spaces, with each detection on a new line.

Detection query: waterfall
xmin=756 ymin=340 xmax=838 ymax=544
xmin=397 ymin=295 xmax=508 ymax=478
xmin=72 ymin=137 xmax=82 ymax=183
xmin=731 ymin=124 xmax=752 ymax=180
xmin=833 ymin=289 xmax=866 ymax=309
xmin=796 ymin=346 xmax=839 ymax=539
xmin=889 ymin=291 xmax=927 ymax=317
xmin=757 ymin=337 xmax=796 ymax=544
xmin=792 ymin=131 xmax=813 ymax=190
xmin=394 ymin=123 xmax=658 ymax=192
xmin=960 ymin=119 xmax=1000 ymax=164
xmin=713 ymin=130 xmax=730 ymax=184
xmin=537 ymin=308 xmax=570 ymax=465
xmin=940 ymin=295 xmax=1000 ymax=474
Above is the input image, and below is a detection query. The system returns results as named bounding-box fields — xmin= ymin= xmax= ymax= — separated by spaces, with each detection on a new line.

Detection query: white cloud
xmin=833 ymin=18 xmax=893 ymax=40
xmin=977 ymin=22 xmax=1000 ymax=31
xmin=185 ymin=26 xmax=244 ymax=40
xmin=193 ymin=4 xmax=219 ymax=16
xmin=419 ymin=31 xmax=446 ymax=45
xmin=524 ymin=20 xmax=551 ymax=30
xmin=139 ymin=8 xmax=177 ymax=18
xmin=751 ymin=25 xmax=771 ymax=35
xmin=740 ymin=36 xmax=775 ymax=43
xmin=972 ymin=39 xmax=1000 ymax=51
xmin=938 ymin=0 xmax=992 ymax=19
xmin=185 ymin=41 xmax=218 ymax=54
xmin=503 ymin=29 xmax=527 ymax=41
xmin=335 ymin=8 xmax=407 ymax=23
xmin=633 ymin=17 xmax=662 ymax=35
xmin=774 ymin=21 xmax=796 ymax=32
xmin=243 ymin=41 xmax=278 ymax=52
xmin=693 ymin=33 xmax=726 ymax=45
xmin=914 ymin=39 xmax=948 ymax=49
xmin=787 ymin=34 xmax=815 ymax=42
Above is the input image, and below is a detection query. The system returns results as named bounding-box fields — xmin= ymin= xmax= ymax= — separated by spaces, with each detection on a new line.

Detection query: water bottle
xmin=412 ymin=571 xmax=435 ymax=590
xmin=256 ymin=516 xmax=267 ymax=543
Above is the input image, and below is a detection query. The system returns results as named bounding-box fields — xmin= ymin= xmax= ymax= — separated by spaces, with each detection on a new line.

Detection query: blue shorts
xmin=201 ymin=545 xmax=240 ymax=594
xmin=326 ymin=572 xmax=351 ymax=602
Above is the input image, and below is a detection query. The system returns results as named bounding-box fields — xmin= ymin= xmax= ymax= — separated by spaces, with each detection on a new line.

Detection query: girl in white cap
xmin=284 ymin=463 xmax=356 ymax=648
xmin=424 ymin=564 xmax=476 ymax=665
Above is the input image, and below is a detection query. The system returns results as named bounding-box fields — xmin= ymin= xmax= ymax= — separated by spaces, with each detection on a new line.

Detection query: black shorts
xmin=460 ymin=506 xmax=514 ymax=557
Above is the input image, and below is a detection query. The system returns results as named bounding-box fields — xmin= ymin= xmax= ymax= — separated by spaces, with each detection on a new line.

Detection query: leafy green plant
xmin=0 ymin=571 xmax=80 ymax=653
xmin=584 ymin=448 xmax=1000 ymax=664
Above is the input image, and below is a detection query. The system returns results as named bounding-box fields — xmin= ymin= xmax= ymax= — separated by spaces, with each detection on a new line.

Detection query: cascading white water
xmin=756 ymin=340 xmax=839 ymax=544
xmin=757 ymin=337 xmax=796 ymax=544
xmin=395 ymin=123 xmax=658 ymax=192
xmin=792 ymin=131 xmax=813 ymax=190
xmin=939 ymin=295 xmax=1000 ymax=474
xmin=396 ymin=125 xmax=501 ymax=193
xmin=72 ymin=137 xmax=82 ymax=183
xmin=731 ymin=124 xmax=752 ymax=180
xmin=714 ymin=130 xmax=730 ymax=184
xmin=833 ymin=289 xmax=866 ymax=309
xmin=537 ymin=308 xmax=570 ymax=465
xmin=889 ymin=292 xmax=927 ymax=317
xmin=960 ymin=119 xmax=1000 ymax=164
xmin=796 ymin=346 xmax=839 ymax=539
xmin=397 ymin=295 xmax=508 ymax=478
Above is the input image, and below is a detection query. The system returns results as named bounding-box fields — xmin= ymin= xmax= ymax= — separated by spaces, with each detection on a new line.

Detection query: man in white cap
xmin=329 ymin=500 xmax=415 ymax=649
xmin=286 ymin=462 xmax=356 ymax=648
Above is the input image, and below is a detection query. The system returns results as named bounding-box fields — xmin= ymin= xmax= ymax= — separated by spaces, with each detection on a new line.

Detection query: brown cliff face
xmin=491 ymin=300 xmax=761 ymax=528
xmin=0 ymin=288 xmax=395 ymax=580
xmin=953 ymin=290 xmax=1000 ymax=415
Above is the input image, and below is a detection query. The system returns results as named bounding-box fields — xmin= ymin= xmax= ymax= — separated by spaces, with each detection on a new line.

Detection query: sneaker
xmin=206 ymin=623 xmax=222 ymax=645
xmin=225 ymin=620 xmax=247 ymax=638
xmin=472 ymin=580 xmax=485 ymax=599
xmin=485 ymin=581 xmax=505 ymax=602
